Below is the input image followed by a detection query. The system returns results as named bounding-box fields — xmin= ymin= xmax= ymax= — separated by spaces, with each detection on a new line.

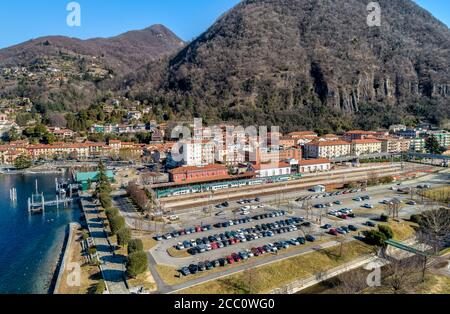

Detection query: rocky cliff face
xmin=128 ymin=0 xmax=450 ymax=130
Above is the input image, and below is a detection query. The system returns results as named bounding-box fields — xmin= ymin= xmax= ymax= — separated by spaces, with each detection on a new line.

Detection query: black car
xmin=218 ymin=258 xmax=227 ymax=266
xmin=187 ymin=248 xmax=198 ymax=255
xmin=198 ymin=263 xmax=206 ymax=271
xmin=180 ymin=267 xmax=191 ymax=276
xmin=188 ymin=264 xmax=198 ymax=274
xmin=302 ymin=222 xmax=312 ymax=227
xmin=297 ymin=237 xmax=306 ymax=245
xmin=205 ymin=261 xmax=214 ymax=270
xmin=306 ymin=235 xmax=316 ymax=242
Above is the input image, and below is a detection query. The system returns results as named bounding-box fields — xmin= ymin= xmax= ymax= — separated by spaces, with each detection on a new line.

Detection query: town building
xmin=169 ymin=164 xmax=229 ymax=183
xmin=298 ymin=159 xmax=332 ymax=173
xmin=304 ymin=140 xmax=351 ymax=159
xmin=250 ymin=162 xmax=291 ymax=178
xmin=343 ymin=130 xmax=377 ymax=141
xmin=427 ymin=130 xmax=450 ymax=148
xmin=380 ymin=137 xmax=411 ymax=154
xmin=351 ymin=139 xmax=383 ymax=156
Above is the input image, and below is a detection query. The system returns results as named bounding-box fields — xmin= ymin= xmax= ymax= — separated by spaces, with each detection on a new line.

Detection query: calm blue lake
xmin=0 ymin=173 xmax=80 ymax=294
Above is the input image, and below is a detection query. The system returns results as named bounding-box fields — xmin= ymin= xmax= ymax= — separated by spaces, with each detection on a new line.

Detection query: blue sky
xmin=0 ymin=0 xmax=448 ymax=49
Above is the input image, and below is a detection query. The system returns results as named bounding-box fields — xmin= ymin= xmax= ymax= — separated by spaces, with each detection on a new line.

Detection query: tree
xmin=99 ymin=193 xmax=112 ymax=209
xmin=379 ymin=213 xmax=389 ymax=222
xmin=117 ymin=227 xmax=132 ymax=246
xmin=425 ymin=136 xmax=442 ymax=154
xmin=14 ymin=154 xmax=32 ymax=169
xmin=110 ymin=216 xmax=125 ymax=235
xmin=127 ymin=239 xmax=144 ymax=255
xmin=126 ymin=251 xmax=148 ymax=278
xmin=105 ymin=208 xmax=119 ymax=220
xmin=365 ymin=230 xmax=387 ymax=246
xmin=378 ymin=225 xmax=394 ymax=240
xmin=94 ymin=280 xmax=106 ymax=294
xmin=418 ymin=207 xmax=450 ymax=253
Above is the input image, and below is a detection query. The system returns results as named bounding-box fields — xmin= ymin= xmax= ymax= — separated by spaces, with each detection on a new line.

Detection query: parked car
xmin=306 ymin=235 xmax=316 ymax=242
xmin=363 ymin=204 xmax=374 ymax=209
xmin=297 ymin=237 xmax=306 ymax=244
xmin=322 ymin=224 xmax=332 ymax=229
xmin=188 ymin=264 xmax=198 ymax=274
xmin=329 ymin=229 xmax=338 ymax=236
xmin=348 ymin=225 xmax=358 ymax=231
xmin=180 ymin=267 xmax=190 ymax=276
xmin=366 ymin=221 xmax=376 ymax=227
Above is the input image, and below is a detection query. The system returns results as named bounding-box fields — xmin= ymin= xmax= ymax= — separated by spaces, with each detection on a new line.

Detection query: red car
xmin=232 ymin=253 xmax=241 ymax=262
xmin=226 ymin=256 xmax=234 ymax=264
xmin=211 ymin=242 xmax=218 ymax=250
xmin=257 ymin=247 xmax=265 ymax=254
xmin=341 ymin=214 xmax=348 ymax=220
xmin=251 ymin=248 xmax=260 ymax=257
xmin=195 ymin=226 xmax=202 ymax=232
xmin=329 ymin=228 xmax=338 ymax=236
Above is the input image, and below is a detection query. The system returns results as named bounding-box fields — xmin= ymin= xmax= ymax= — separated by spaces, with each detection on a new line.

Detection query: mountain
xmin=0 ymin=25 xmax=184 ymax=111
xmin=128 ymin=0 xmax=450 ymax=131
xmin=0 ymin=24 xmax=184 ymax=73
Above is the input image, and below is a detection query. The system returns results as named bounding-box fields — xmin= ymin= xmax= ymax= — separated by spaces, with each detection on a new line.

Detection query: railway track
xmin=161 ymin=167 xmax=406 ymax=211
xmin=158 ymin=164 xmax=402 ymax=204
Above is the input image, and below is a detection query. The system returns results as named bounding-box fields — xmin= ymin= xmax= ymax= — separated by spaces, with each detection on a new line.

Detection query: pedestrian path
xmin=80 ymin=193 xmax=129 ymax=294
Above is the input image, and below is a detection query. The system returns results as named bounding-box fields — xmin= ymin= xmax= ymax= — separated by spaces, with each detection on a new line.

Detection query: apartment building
xmin=304 ymin=140 xmax=351 ymax=159
xmin=351 ymin=139 xmax=383 ymax=156
xmin=428 ymin=130 xmax=450 ymax=148
xmin=343 ymin=130 xmax=377 ymax=141
xmin=380 ymin=137 xmax=411 ymax=153
xmin=181 ymin=140 xmax=215 ymax=167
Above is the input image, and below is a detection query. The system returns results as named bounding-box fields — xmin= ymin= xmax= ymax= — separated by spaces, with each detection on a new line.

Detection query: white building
xmin=251 ymin=162 xmax=291 ymax=178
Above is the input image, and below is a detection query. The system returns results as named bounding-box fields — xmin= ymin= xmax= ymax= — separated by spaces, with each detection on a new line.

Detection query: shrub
xmin=379 ymin=176 xmax=394 ymax=184
xmin=110 ymin=216 xmax=125 ymax=235
xmin=379 ymin=214 xmax=389 ymax=222
xmin=105 ymin=208 xmax=119 ymax=220
xmin=88 ymin=246 xmax=97 ymax=256
xmin=99 ymin=193 xmax=112 ymax=209
xmin=126 ymin=251 xmax=148 ymax=278
xmin=365 ymin=230 xmax=387 ymax=246
xmin=127 ymin=239 xmax=144 ymax=255
xmin=378 ymin=225 xmax=394 ymax=240
xmin=94 ymin=280 xmax=106 ymax=294
xmin=410 ymin=214 xmax=423 ymax=225
xmin=117 ymin=227 xmax=132 ymax=246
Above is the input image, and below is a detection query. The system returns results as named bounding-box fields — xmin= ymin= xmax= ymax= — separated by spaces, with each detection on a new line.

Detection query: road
xmin=80 ymin=193 xmax=129 ymax=294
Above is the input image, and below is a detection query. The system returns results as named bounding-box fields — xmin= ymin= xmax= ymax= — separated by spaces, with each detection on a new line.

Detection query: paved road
xmin=80 ymin=194 xmax=129 ymax=294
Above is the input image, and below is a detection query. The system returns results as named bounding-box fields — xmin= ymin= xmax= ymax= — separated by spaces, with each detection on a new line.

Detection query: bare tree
xmin=336 ymin=270 xmax=368 ymax=294
xmin=418 ymin=207 xmax=450 ymax=254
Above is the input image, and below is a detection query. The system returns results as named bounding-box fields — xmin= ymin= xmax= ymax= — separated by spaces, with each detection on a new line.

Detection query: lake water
xmin=0 ymin=173 xmax=81 ymax=294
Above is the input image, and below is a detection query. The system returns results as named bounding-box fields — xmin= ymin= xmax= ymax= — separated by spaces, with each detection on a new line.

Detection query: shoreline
xmin=51 ymin=222 xmax=80 ymax=294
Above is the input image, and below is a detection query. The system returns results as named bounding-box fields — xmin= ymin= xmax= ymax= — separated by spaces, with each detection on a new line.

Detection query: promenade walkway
xmin=80 ymin=193 xmax=129 ymax=294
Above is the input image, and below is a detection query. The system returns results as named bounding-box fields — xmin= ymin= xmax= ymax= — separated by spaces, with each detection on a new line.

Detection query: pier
xmin=27 ymin=179 xmax=78 ymax=213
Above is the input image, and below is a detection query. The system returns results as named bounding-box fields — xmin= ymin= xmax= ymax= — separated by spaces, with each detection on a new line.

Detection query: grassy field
xmin=167 ymin=247 xmax=192 ymax=258
xmin=421 ymin=186 xmax=450 ymax=203
xmin=58 ymin=229 xmax=102 ymax=294
xmin=381 ymin=220 xmax=417 ymax=241
xmin=176 ymin=241 xmax=372 ymax=294
xmin=127 ymin=271 xmax=157 ymax=292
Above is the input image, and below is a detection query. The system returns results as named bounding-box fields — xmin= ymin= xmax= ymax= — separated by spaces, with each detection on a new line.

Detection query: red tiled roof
xmin=351 ymin=139 xmax=382 ymax=144
xmin=307 ymin=140 xmax=350 ymax=147
xmin=299 ymin=158 xmax=331 ymax=166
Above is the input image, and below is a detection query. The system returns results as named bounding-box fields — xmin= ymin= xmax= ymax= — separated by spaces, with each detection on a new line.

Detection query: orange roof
xmin=351 ymin=139 xmax=382 ymax=144
xmin=288 ymin=131 xmax=317 ymax=137
xmin=345 ymin=130 xmax=376 ymax=135
xmin=169 ymin=164 xmax=227 ymax=175
xmin=307 ymin=140 xmax=350 ymax=147
xmin=299 ymin=158 xmax=331 ymax=166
